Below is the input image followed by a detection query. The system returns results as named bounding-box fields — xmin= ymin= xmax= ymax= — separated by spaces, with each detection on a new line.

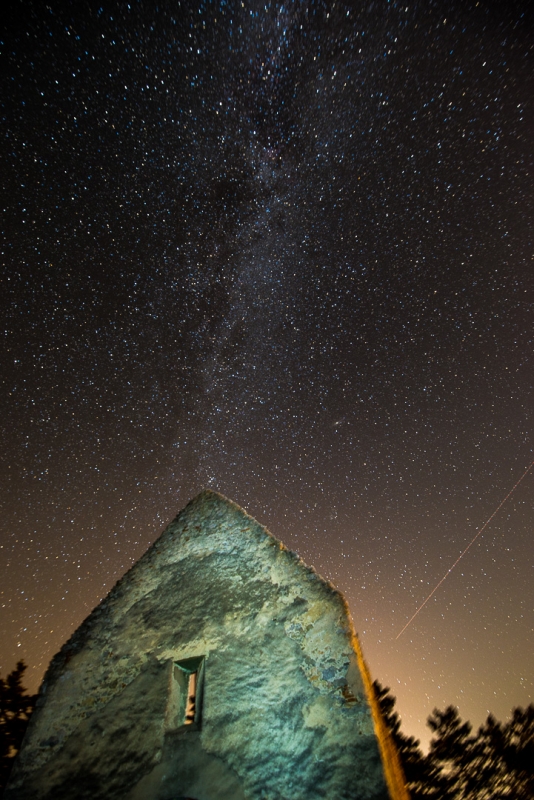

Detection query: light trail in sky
xmin=396 ymin=460 xmax=534 ymax=640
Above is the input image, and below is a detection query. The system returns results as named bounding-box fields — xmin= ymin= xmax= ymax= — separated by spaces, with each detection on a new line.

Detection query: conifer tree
xmin=374 ymin=681 xmax=534 ymax=799
xmin=373 ymin=680 xmax=441 ymax=798
xmin=0 ymin=661 xmax=36 ymax=793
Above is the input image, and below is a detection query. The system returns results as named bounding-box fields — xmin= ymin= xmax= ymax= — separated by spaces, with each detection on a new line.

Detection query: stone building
xmin=5 ymin=491 xmax=407 ymax=800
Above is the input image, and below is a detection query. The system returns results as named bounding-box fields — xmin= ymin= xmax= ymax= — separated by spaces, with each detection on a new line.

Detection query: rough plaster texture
xmin=5 ymin=491 xmax=394 ymax=800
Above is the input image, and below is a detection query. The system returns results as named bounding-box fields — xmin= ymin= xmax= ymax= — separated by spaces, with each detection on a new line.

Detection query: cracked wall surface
xmin=5 ymin=490 xmax=399 ymax=800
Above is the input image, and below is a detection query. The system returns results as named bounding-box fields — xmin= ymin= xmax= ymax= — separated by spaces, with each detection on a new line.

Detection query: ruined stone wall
xmin=6 ymin=491 xmax=395 ymax=800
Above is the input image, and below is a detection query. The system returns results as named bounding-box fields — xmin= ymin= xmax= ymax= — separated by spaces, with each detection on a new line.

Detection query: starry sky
xmin=1 ymin=0 xmax=532 ymax=748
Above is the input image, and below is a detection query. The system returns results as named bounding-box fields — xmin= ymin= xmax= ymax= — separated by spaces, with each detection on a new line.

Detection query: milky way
xmin=1 ymin=0 xmax=533 ymax=745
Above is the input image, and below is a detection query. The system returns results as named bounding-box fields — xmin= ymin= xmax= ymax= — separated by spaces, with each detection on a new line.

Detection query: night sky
xmin=1 ymin=0 xmax=532 ymax=748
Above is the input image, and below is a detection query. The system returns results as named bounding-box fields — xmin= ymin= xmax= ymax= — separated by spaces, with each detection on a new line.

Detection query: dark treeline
xmin=0 ymin=663 xmax=532 ymax=797
xmin=375 ymin=681 xmax=534 ymax=799
xmin=0 ymin=662 xmax=36 ymax=794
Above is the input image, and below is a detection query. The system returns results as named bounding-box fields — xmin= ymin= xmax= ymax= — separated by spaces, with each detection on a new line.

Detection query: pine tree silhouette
xmin=0 ymin=661 xmax=36 ymax=793
xmin=374 ymin=681 xmax=534 ymax=799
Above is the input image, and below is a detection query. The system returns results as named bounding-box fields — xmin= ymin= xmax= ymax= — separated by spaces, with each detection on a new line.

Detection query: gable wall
xmin=6 ymin=492 xmax=392 ymax=800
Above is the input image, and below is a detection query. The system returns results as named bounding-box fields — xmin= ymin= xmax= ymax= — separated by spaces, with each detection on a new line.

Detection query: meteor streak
xmin=396 ymin=460 xmax=534 ymax=640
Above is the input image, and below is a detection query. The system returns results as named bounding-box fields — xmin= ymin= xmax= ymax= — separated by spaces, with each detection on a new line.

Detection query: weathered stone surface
xmin=5 ymin=491 xmax=405 ymax=800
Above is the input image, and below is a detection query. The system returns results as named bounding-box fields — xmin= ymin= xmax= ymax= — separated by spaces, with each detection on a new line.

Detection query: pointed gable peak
xmin=161 ymin=489 xmax=286 ymax=552
xmin=180 ymin=487 xmax=244 ymax=517
xmin=90 ymin=489 xmax=335 ymax=627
